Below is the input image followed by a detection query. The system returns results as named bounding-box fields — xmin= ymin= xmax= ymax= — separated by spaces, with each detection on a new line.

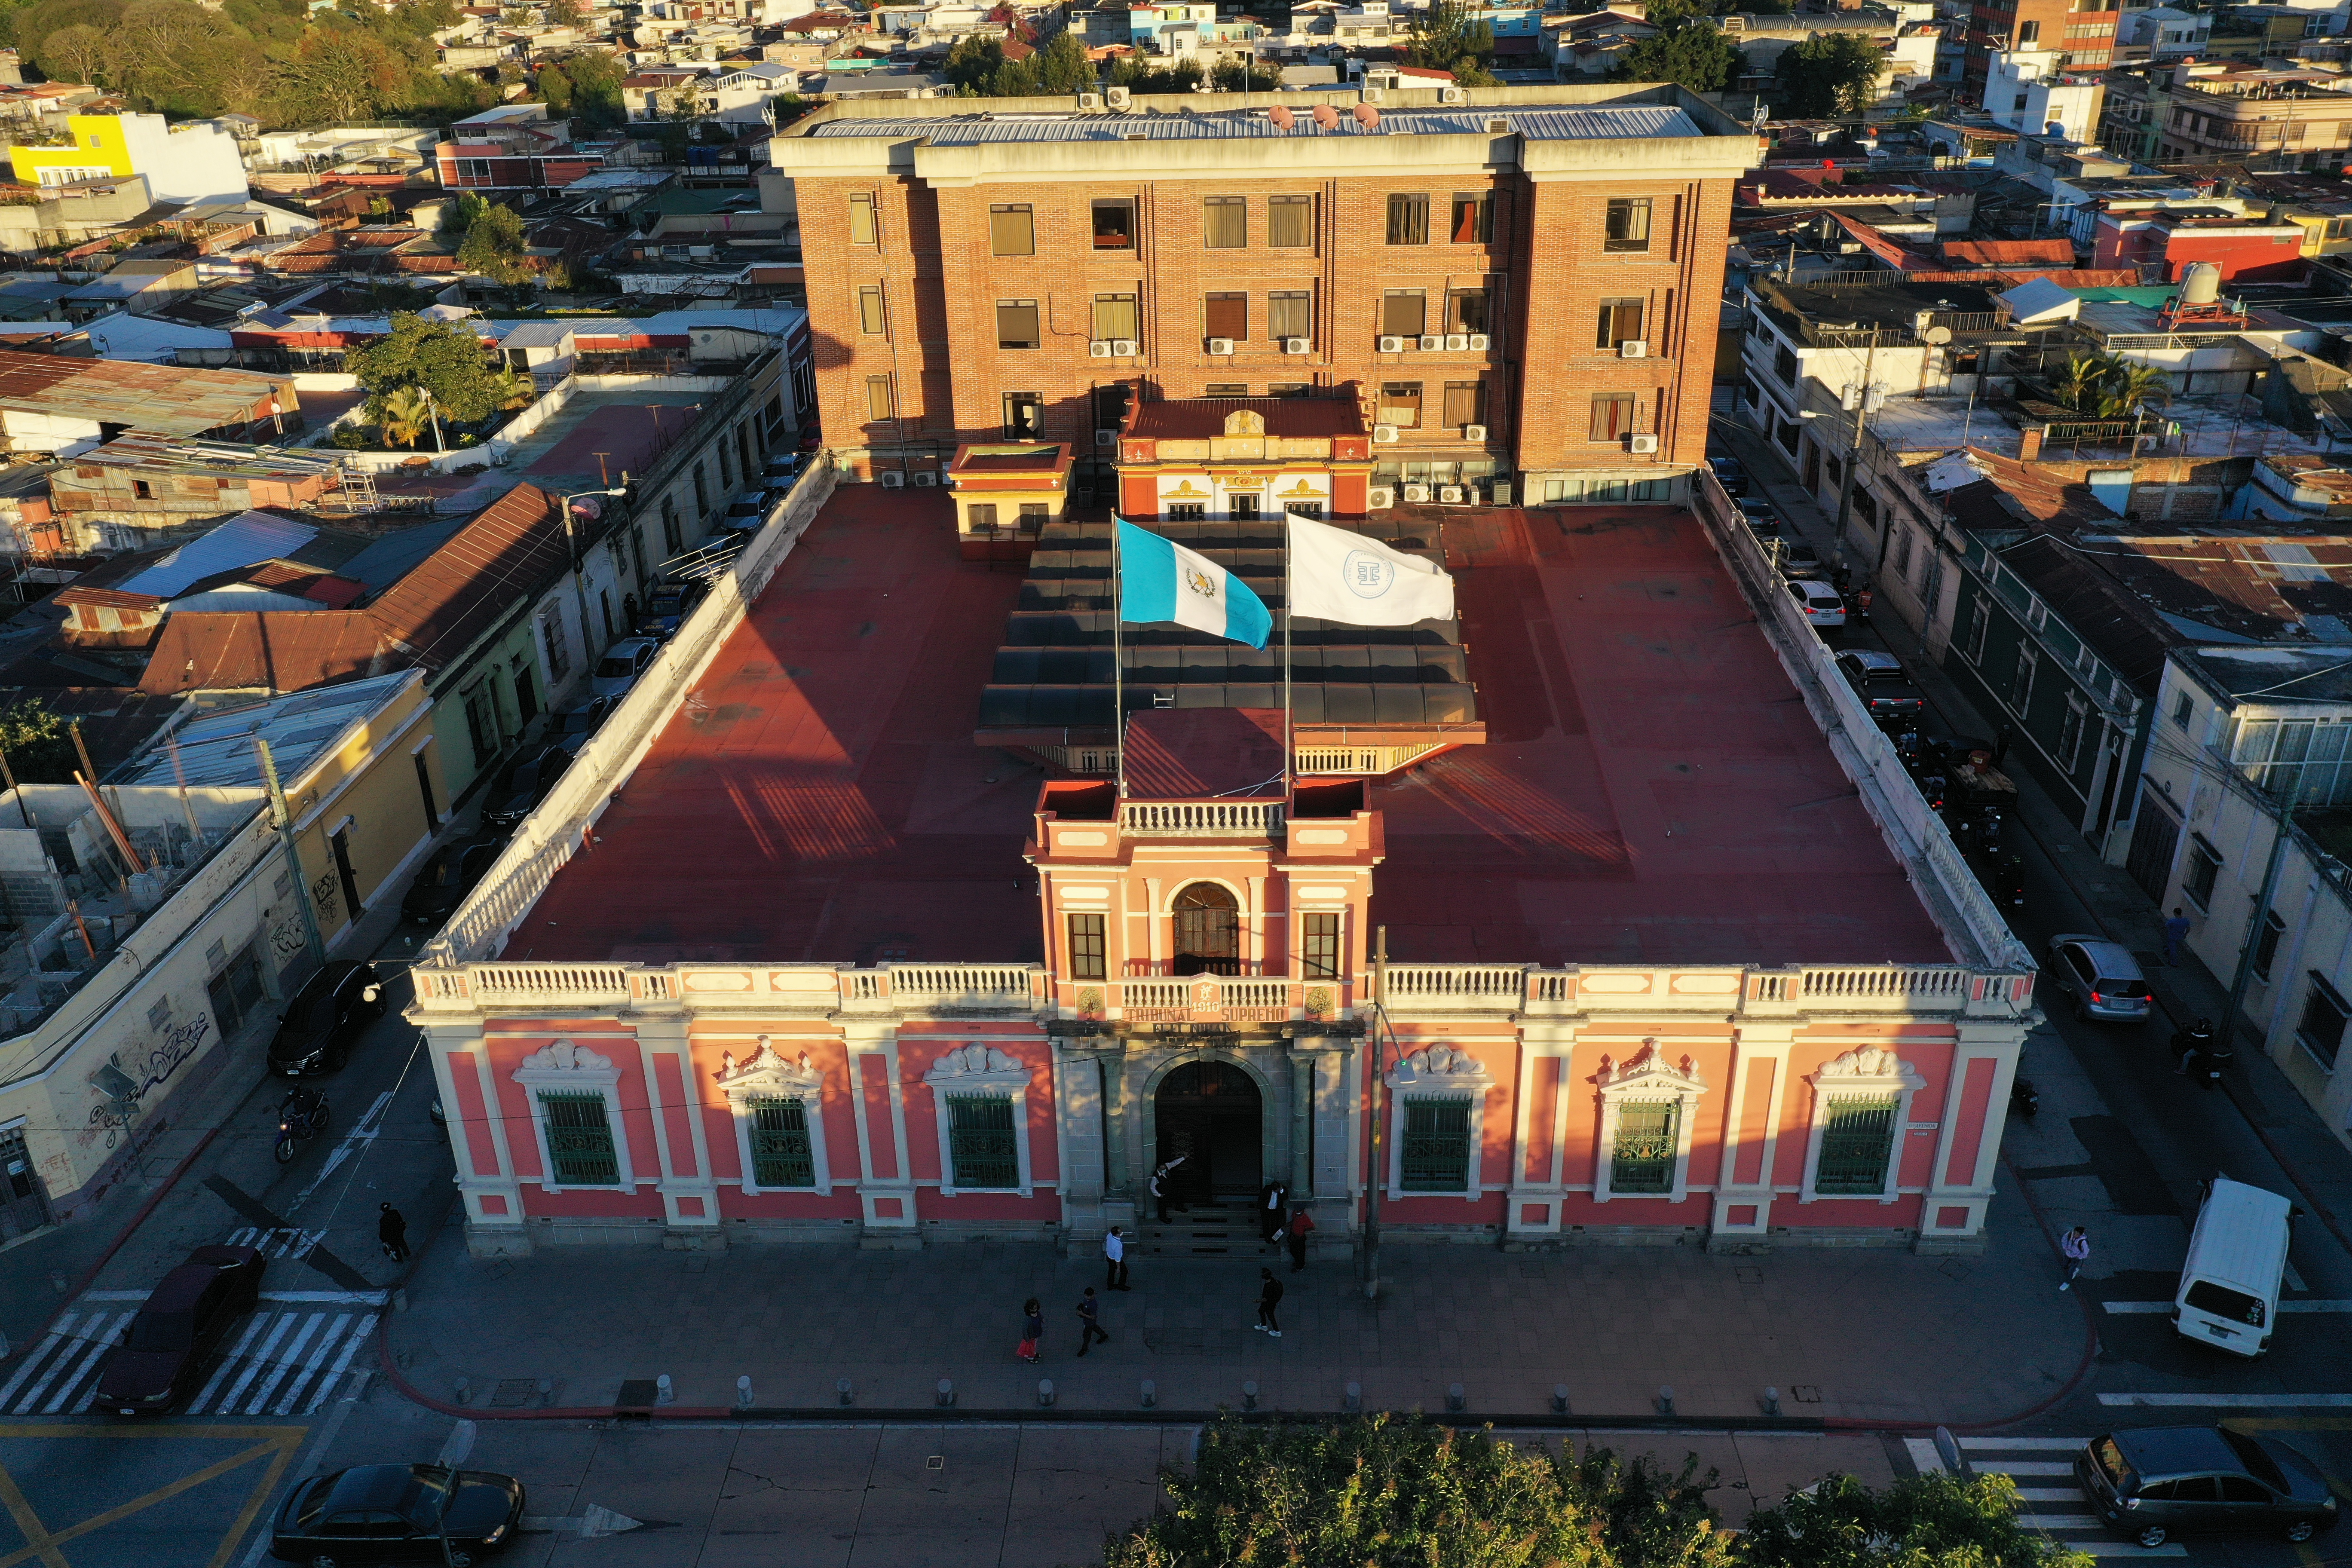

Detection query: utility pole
xmin=1362 ymin=924 xmax=1388 ymax=1303
xmin=2221 ymin=784 xmax=2297 ymax=1055
xmin=256 ymin=736 xmax=326 ymax=972
xmin=1830 ymin=327 xmax=1880 ymax=571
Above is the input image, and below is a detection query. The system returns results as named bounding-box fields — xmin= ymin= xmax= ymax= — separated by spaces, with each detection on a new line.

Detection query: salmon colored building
xmin=410 ymin=478 xmax=2037 ymax=1261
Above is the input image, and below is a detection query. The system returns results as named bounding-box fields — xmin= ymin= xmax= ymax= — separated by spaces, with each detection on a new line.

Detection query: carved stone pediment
xmin=924 ymin=1043 xmax=1032 ymax=1090
xmin=714 ymin=1035 xmax=822 ymax=1097
xmin=1595 ymin=1038 xmax=1706 ymax=1096
xmin=512 ymin=1039 xmax=616 ymax=1084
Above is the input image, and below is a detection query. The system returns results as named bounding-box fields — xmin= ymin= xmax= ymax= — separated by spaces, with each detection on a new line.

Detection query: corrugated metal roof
xmin=0 ymin=350 xmax=285 ymax=437
xmin=118 ymin=512 xmax=319 ymax=599
xmin=809 ymin=104 xmax=1703 ymax=143
xmin=122 ymin=670 xmax=414 ymax=787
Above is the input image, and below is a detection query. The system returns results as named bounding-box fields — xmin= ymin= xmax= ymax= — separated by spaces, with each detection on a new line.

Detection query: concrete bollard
xmin=1551 ymin=1384 xmax=1570 ymax=1415
xmin=735 ymin=1375 xmax=754 ymax=1411
xmin=936 ymin=1378 xmax=956 ymax=1408
xmin=838 ymin=1378 xmax=854 ymax=1407
xmin=1447 ymin=1383 xmax=1466 ymax=1414
xmin=453 ymin=1378 xmax=471 ymax=1406
xmin=1140 ymin=1379 xmax=1157 ymax=1409
xmin=1344 ymin=1381 xmax=1362 ymax=1413
xmin=1656 ymin=1385 xmax=1675 ymax=1418
xmin=1762 ymin=1387 xmax=1782 ymax=1417
xmin=656 ymin=1374 xmax=674 ymax=1406
xmin=1038 ymin=1379 xmax=1055 ymax=1408
xmin=1243 ymin=1380 xmax=1259 ymax=1412
xmin=536 ymin=1378 xmax=553 ymax=1409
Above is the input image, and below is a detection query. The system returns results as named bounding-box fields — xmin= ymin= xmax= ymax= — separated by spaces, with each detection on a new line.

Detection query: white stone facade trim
xmin=924 ymin=1043 xmax=1035 ymax=1197
xmin=1383 ymin=1044 xmax=1498 ymax=1202
xmin=511 ymin=1039 xmax=634 ymax=1194
xmin=1592 ymin=1039 xmax=1706 ymax=1204
xmin=714 ymin=1035 xmax=833 ymax=1196
xmin=1799 ymin=1045 xmax=1928 ymax=1206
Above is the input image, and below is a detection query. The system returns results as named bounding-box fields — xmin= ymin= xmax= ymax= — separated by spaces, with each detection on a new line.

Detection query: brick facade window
xmin=1598 ymin=296 xmax=1644 ymax=349
xmin=1204 ymin=196 xmax=1246 ymax=248
xmin=1205 ymin=383 xmax=1249 ymax=397
xmin=989 ymin=203 xmax=1034 ymax=256
xmin=1093 ymin=293 xmax=1139 ymax=340
xmin=1589 ymin=393 xmax=1635 ymax=441
xmin=996 ymin=299 xmax=1041 ymax=349
xmin=847 ymin=191 xmax=876 ymax=245
xmin=1269 ymin=291 xmax=1312 ymax=340
xmin=1443 ymin=380 xmax=1486 ymax=429
xmin=1378 ymin=382 xmax=1422 ymax=426
xmin=1450 ymin=192 xmax=1491 ymax=242
xmin=1381 ymin=289 xmax=1426 ymax=338
xmin=1387 ymin=192 xmax=1430 ymax=245
xmin=1269 ymin=194 xmax=1313 ymax=248
xmin=1091 ymin=197 xmax=1135 ymax=249
xmin=1269 ymin=382 xmax=1311 ymax=397
xmin=1604 ymin=197 xmax=1651 ymax=252
xmin=856 ymin=285 xmax=885 ymax=335
xmin=1204 ymin=292 xmax=1248 ymax=340
xmin=1448 ymin=287 xmax=1489 ymax=334
xmin=1003 ymin=390 xmax=1041 ymax=438
xmin=865 ymin=374 xmax=895 ymax=420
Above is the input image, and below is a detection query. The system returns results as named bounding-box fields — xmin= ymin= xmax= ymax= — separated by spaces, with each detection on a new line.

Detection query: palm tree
xmin=2052 ymin=352 xmax=2115 ymax=417
xmin=2104 ymin=361 xmax=2172 ymax=419
xmin=379 ymin=386 xmax=433 ymax=449
xmin=487 ymin=368 xmax=536 ymax=412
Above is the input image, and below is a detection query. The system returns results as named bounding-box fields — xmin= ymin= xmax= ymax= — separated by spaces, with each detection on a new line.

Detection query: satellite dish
xmin=1354 ymin=101 xmax=1379 ymax=129
xmin=1925 ymin=325 xmax=1953 ymax=344
xmin=1268 ymin=104 xmax=1293 ymax=129
xmin=1312 ymin=103 xmax=1340 ymax=130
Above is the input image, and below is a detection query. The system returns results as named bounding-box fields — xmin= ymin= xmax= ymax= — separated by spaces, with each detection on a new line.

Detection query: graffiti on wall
xmin=80 ymin=1011 xmax=212 ymax=1152
xmin=311 ymin=870 xmax=342 ymax=929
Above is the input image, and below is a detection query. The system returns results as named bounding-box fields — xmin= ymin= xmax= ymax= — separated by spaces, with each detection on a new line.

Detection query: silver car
xmin=2049 ymin=933 xmax=2154 ymax=1023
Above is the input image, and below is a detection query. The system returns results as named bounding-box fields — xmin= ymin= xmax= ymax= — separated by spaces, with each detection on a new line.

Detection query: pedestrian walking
xmin=1075 ymin=1286 xmax=1110 ymax=1355
xmin=2060 ymin=1225 xmax=2091 ymax=1291
xmin=1286 ymin=1206 xmax=1314 ymax=1272
xmin=1254 ymin=1268 xmax=1283 ymax=1337
xmin=377 ymin=1202 xmax=409 ymax=1263
xmin=1017 ymin=1298 xmax=1043 ymax=1363
xmin=2163 ymin=908 xmax=2192 ymax=967
xmin=1258 ymin=1179 xmax=1288 ymax=1244
xmin=1991 ymin=723 xmax=2013 ymax=767
xmin=1104 ymin=1225 xmax=1130 ymax=1291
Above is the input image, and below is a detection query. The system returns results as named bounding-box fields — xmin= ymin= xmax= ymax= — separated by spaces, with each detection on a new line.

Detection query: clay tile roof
xmin=1942 ymin=237 xmax=2076 ymax=265
xmin=1129 ymin=397 xmax=1367 ymax=440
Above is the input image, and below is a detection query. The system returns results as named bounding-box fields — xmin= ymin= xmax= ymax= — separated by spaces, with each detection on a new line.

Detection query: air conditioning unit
xmin=1113 ymin=339 xmax=1138 ymax=357
xmin=1488 ymin=479 xmax=1513 ymax=505
xmin=1439 ymin=484 xmax=1466 ymax=504
xmin=1439 ymin=86 xmax=1467 ymax=104
xmin=911 ymin=470 xmax=937 ymax=487
xmin=1106 ymin=86 xmax=1132 ymax=108
xmin=1462 ymin=423 xmax=1486 ymax=441
xmin=1078 ymin=91 xmax=1104 ymax=110
xmin=1368 ymin=486 xmax=1396 ymax=509
xmin=1090 ymin=340 xmax=1114 ymax=358
xmin=1439 ymin=334 xmax=1464 ymax=351
xmin=1628 ymin=434 xmax=1661 ymax=454
xmin=1363 ymin=86 xmax=1384 ymax=102
xmin=1283 ymin=337 xmax=1309 ymax=354
xmin=1378 ymin=335 xmax=1406 ymax=352
xmin=1095 ymin=429 xmax=1117 ymax=447
xmin=880 ymin=470 xmax=906 ymax=488
xmin=1467 ymin=333 xmax=1490 ymax=351
xmin=1402 ymin=483 xmax=1431 ymax=502
xmin=1619 ymin=340 xmax=1649 ymax=359
xmin=1418 ymin=334 xmax=1444 ymax=351
xmin=1207 ymin=337 xmax=1234 ymax=355
xmin=1373 ymin=423 xmax=1400 ymax=443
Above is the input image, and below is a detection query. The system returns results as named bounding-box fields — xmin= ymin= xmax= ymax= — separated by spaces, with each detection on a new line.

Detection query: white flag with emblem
xmin=1286 ymin=514 xmax=1456 ymax=627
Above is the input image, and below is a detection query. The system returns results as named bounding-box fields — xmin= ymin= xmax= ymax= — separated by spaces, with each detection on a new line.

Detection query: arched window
xmin=1171 ymin=883 xmax=1240 ymax=976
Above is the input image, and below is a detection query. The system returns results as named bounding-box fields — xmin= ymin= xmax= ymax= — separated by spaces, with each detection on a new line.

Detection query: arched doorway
xmin=1154 ymin=1060 xmax=1262 ymax=1206
xmin=1172 ymin=882 xmax=1239 ymax=977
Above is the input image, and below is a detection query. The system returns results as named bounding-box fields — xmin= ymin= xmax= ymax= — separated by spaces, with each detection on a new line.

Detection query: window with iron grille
xmin=1814 ymin=1093 xmax=1899 ymax=1194
xmin=1400 ymin=1096 xmax=1471 ymax=1191
xmin=2299 ymin=972 xmax=2349 ymax=1069
xmin=989 ymin=203 xmax=1034 ymax=256
xmin=947 ymin=1094 xmax=1019 ymax=1188
xmin=2254 ymin=910 xmax=2287 ymax=981
xmin=2184 ymin=834 xmax=2221 ymax=909
xmin=749 ymin=1097 xmax=815 ymax=1188
xmin=1302 ymin=911 xmax=1340 ymax=979
xmin=1204 ymin=196 xmax=1246 ymax=248
xmin=1387 ymin=192 xmax=1430 ymax=245
xmin=540 ymin=1092 xmax=618 ymax=1185
xmin=1609 ymin=1100 xmax=1675 ymax=1193
xmin=1268 ymin=194 xmax=1313 ymax=248
xmin=1067 ymin=913 xmax=1106 ymax=980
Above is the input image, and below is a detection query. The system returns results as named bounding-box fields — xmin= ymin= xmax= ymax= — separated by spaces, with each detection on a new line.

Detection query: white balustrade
xmin=1118 ymin=801 xmax=1284 ymax=837
xmin=889 ymin=965 xmax=1035 ymax=1007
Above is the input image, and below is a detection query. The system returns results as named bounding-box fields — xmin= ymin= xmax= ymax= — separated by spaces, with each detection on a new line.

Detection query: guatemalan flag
xmin=1115 ymin=518 xmax=1272 ymax=649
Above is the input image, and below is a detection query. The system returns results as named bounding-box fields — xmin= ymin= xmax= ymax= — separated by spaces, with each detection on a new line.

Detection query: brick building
xmin=775 ymin=85 xmax=1757 ymax=511
xmin=1962 ymin=0 xmax=2115 ymax=95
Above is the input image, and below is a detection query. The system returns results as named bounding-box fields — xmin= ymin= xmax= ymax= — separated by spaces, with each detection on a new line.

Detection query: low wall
xmin=297 ymin=377 xmax=579 ymax=474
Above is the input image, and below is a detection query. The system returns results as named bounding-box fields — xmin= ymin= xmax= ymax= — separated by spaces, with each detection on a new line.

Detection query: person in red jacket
xmin=1286 ymin=1207 xmax=1314 ymax=1272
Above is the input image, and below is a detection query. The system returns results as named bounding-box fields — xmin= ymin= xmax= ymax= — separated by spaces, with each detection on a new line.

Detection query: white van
xmin=2173 ymin=1177 xmax=2294 ymax=1358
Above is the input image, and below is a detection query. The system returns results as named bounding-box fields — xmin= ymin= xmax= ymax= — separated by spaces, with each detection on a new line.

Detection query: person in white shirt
xmin=1104 ymin=1225 xmax=1130 ymax=1291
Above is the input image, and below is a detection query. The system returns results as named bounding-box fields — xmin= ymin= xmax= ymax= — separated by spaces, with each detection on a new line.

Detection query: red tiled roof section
xmin=1942 ymin=237 xmax=2074 ymax=265
xmin=1123 ymin=709 xmax=1286 ymax=800
xmin=139 ymin=482 xmax=567 ymax=693
xmin=1129 ymin=398 xmax=1367 ymax=440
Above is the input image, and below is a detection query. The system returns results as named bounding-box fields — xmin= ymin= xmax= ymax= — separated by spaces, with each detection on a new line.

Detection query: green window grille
xmin=947 ymin=1094 xmax=1019 ymax=1189
xmin=1610 ymin=1100 xmax=1677 ymax=1194
xmin=1815 ymin=1093 xmax=1901 ymax=1195
xmin=540 ymin=1092 xmax=618 ymax=1186
xmin=749 ymin=1096 xmax=815 ymax=1188
xmin=1400 ymin=1096 xmax=1473 ymax=1192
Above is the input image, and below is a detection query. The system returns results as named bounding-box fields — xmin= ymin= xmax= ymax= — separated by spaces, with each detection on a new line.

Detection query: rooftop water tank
xmin=2180 ymin=260 xmax=2223 ymax=305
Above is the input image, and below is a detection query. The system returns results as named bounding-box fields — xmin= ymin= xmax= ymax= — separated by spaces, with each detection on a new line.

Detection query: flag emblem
xmin=1342 ymin=549 xmax=1397 ymax=600
xmin=1183 ymin=564 xmax=1217 ymax=598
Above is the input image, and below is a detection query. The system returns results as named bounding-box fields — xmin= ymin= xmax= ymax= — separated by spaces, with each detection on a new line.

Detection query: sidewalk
xmin=379 ymin=1176 xmax=2086 ymax=1427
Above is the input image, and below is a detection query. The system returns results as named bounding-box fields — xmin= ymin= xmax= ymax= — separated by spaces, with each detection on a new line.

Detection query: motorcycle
xmin=2010 ymin=1074 xmax=2040 ymax=1119
xmin=275 ymin=1087 xmax=330 ymax=1163
xmin=2171 ymin=1021 xmax=2230 ymax=1091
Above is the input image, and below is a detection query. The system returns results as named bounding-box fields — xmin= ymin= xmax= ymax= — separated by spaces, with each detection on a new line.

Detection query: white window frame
xmin=1382 ymin=1045 xmax=1498 ymax=1202
xmin=713 ymin=1035 xmax=831 ymax=1196
xmin=1798 ymin=1046 xmax=1927 ymax=1205
xmin=924 ymin=1044 xmax=1034 ymax=1197
xmin=1592 ymin=1040 xmax=1707 ymax=1203
xmin=511 ymin=1039 xmax=634 ymax=1193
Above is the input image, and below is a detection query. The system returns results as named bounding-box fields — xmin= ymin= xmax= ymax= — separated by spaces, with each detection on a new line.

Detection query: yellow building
xmin=9 ymin=113 xmax=247 ymax=206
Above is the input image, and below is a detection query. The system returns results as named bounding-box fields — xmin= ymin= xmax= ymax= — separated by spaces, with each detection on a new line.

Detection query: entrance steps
xmin=1129 ymin=1203 xmax=1280 ymax=1259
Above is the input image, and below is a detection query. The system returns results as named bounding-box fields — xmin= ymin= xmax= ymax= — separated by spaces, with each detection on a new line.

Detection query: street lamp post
xmin=1360 ymin=925 xmax=1418 ymax=1302
xmin=557 ymin=487 xmax=630 ymax=663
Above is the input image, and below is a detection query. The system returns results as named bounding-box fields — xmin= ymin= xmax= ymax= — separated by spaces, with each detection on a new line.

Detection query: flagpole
xmin=1282 ymin=510 xmax=1294 ymax=802
xmin=1112 ymin=515 xmax=1125 ymax=798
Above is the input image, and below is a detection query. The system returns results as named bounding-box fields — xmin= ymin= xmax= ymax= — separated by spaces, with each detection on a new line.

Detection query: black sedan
xmin=1835 ymin=649 xmax=1925 ymax=720
xmin=95 ymin=1244 xmax=263 ymax=1415
xmin=400 ymin=837 xmax=505 ymax=928
xmin=482 ymin=745 xmax=569 ymax=831
xmin=266 ymin=961 xmax=385 ymax=1077
xmin=270 ymin=1463 xmax=524 ymax=1564
xmin=1707 ymin=454 xmax=1749 ymax=496
xmin=2077 ymin=1427 xmax=2338 ymax=1548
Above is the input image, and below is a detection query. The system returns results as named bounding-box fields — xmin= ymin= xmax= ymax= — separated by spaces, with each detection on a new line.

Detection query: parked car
xmin=1775 ymin=539 xmax=1825 ymax=579
xmin=267 ymin=961 xmax=385 ymax=1077
xmin=270 ymin=1463 xmax=525 ymax=1563
xmin=724 ymin=490 xmax=766 ymax=527
xmin=1835 ymin=649 xmax=1925 ymax=720
xmin=1707 ymin=455 xmax=1749 ymax=496
xmin=401 ymin=836 xmax=506 ymax=928
xmin=637 ymin=578 xmax=708 ymax=640
xmin=591 ymin=637 xmax=659 ymax=700
xmin=546 ymin=694 xmax=620 ymax=757
xmin=482 ymin=745 xmax=569 ymax=830
xmin=2048 ymin=933 xmax=2153 ymax=1023
xmin=1786 ymin=578 xmax=1846 ymax=629
xmin=96 ymin=1244 xmax=263 ymax=1415
xmin=1741 ymin=503 xmax=1782 ymax=539
xmin=762 ymin=453 xmax=799 ymax=486
xmin=2076 ymin=1427 xmax=2337 ymax=1548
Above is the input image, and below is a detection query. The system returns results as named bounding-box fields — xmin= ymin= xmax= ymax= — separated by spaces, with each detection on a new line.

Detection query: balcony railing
xmin=1118 ymin=800 xmax=1283 ymax=837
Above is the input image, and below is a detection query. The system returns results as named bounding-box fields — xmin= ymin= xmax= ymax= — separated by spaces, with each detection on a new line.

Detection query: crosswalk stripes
xmin=0 ymin=1306 xmax=376 ymax=1416
xmin=224 ymin=1226 xmax=326 ymax=1261
xmin=1907 ymin=1435 xmax=2189 ymax=1557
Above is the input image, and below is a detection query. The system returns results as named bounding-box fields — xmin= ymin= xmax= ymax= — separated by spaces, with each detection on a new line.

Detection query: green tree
xmin=1609 ymin=19 xmax=1744 ymax=92
xmin=265 ymin=24 xmax=409 ymax=123
xmin=1739 ymin=1470 xmax=2093 ymax=1568
xmin=1105 ymin=52 xmax=1201 ymax=93
xmin=346 ymin=313 xmax=500 ymax=426
xmin=1210 ymin=53 xmax=1275 ymax=91
xmin=37 ymin=19 xmax=105 ymax=81
xmin=1403 ymin=0 xmax=1498 ymax=86
xmin=1103 ymin=1414 xmax=1730 ymax=1568
xmin=0 ymin=699 xmax=78 ymax=785
xmin=1771 ymin=30 xmax=1884 ymax=117
xmin=456 ymin=200 xmax=531 ymax=285
xmin=1032 ymin=28 xmax=1095 ymax=92
xmin=16 ymin=0 xmax=122 ymax=72
xmin=377 ymin=384 xmax=435 ymax=449
xmin=943 ymin=33 xmax=1007 ymax=90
